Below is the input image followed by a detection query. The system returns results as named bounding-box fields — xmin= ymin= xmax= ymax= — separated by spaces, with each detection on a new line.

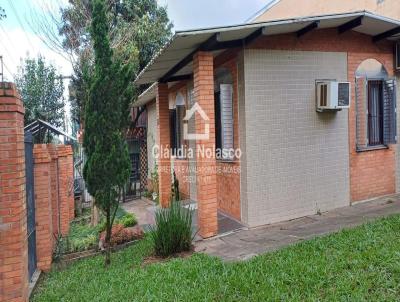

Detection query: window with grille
xmin=215 ymin=84 xmax=234 ymax=160
xmin=169 ymin=93 xmax=185 ymax=156
xmin=367 ymin=80 xmax=384 ymax=146
xmin=356 ymin=78 xmax=397 ymax=150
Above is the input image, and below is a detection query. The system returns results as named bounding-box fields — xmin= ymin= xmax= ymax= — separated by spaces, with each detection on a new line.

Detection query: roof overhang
xmin=134 ymin=82 xmax=157 ymax=107
xmin=134 ymin=11 xmax=400 ymax=86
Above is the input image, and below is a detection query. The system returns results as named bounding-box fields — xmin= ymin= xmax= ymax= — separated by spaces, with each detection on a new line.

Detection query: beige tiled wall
xmin=147 ymin=100 xmax=158 ymax=178
xmin=240 ymin=49 xmax=350 ymax=227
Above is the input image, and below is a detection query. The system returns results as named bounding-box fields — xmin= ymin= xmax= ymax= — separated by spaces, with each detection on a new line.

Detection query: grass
xmin=33 ymin=215 xmax=400 ymax=301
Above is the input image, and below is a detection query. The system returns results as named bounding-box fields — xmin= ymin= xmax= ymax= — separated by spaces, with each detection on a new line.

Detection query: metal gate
xmin=25 ymin=131 xmax=37 ymax=281
xmin=125 ymin=153 xmax=141 ymax=200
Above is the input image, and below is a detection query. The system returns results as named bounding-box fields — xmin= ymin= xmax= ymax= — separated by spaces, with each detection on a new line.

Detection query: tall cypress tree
xmin=83 ymin=0 xmax=135 ymax=266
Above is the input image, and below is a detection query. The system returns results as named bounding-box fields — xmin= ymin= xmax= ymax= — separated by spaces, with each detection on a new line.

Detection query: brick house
xmin=134 ymin=11 xmax=400 ymax=238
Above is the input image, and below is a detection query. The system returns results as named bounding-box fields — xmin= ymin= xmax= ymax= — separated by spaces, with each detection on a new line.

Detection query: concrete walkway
xmin=195 ymin=195 xmax=400 ymax=261
xmin=121 ymin=198 xmax=154 ymax=226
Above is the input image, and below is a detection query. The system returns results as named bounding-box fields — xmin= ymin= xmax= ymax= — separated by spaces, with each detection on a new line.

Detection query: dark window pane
xmin=368 ymin=80 xmax=383 ymax=146
xmin=169 ymin=109 xmax=177 ymax=154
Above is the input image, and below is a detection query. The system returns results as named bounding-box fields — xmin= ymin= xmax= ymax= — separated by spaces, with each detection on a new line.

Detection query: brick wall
xmin=156 ymin=83 xmax=171 ymax=207
xmin=33 ymin=145 xmax=53 ymax=272
xmin=0 ymin=82 xmax=75 ymax=300
xmin=214 ymin=58 xmax=241 ymax=220
xmin=348 ymin=52 xmax=396 ymax=202
xmin=0 ymin=83 xmax=29 ymax=302
xmin=47 ymin=145 xmax=60 ymax=239
xmin=193 ymin=51 xmax=218 ymax=238
xmin=56 ymin=145 xmax=74 ymax=235
xmin=168 ymin=85 xmax=191 ymax=200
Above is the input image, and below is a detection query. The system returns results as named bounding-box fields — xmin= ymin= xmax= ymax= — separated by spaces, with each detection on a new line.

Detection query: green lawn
xmin=32 ymin=215 xmax=400 ymax=301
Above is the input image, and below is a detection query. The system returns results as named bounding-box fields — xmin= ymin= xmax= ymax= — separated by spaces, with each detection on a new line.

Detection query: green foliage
xmin=150 ymin=165 xmax=159 ymax=203
xmin=150 ymin=201 xmax=193 ymax=257
xmin=171 ymin=170 xmax=180 ymax=202
xmin=33 ymin=215 xmax=400 ymax=301
xmin=15 ymin=56 xmax=65 ymax=142
xmin=118 ymin=213 xmax=137 ymax=228
xmin=0 ymin=6 xmax=6 ymax=20
xmin=64 ymin=223 xmax=101 ymax=253
xmin=83 ymin=0 xmax=137 ymax=265
xmin=56 ymin=220 xmax=103 ymax=255
xmin=69 ymin=57 xmax=92 ymax=135
xmin=60 ymin=0 xmax=173 ymax=130
xmin=59 ymin=0 xmax=172 ymax=70
xmin=99 ymin=211 xmax=137 ymax=231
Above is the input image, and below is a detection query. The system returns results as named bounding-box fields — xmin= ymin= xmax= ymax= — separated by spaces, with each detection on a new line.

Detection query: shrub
xmin=118 ymin=213 xmax=137 ymax=228
xmin=150 ymin=201 xmax=194 ymax=257
xmin=99 ymin=224 xmax=144 ymax=248
xmin=59 ymin=221 xmax=102 ymax=254
xmin=98 ymin=208 xmax=137 ymax=231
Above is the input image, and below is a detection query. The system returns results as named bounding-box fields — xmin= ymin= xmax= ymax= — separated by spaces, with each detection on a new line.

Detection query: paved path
xmin=195 ymin=195 xmax=400 ymax=261
xmin=121 ymin=198 xmax=154 ymax=226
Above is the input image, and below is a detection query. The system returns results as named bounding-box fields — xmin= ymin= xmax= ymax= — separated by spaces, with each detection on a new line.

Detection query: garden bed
xmin=55 ymin=206 xmax=141 ymax=257
xmin=33 ymin=215 xmax=400 ymax=301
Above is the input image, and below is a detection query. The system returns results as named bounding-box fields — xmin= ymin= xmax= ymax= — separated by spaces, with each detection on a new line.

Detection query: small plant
xmin=98 ymin=208 xmax=137 ymax=231
xmin=171 ymin=170 xmax=180 ymax=202
xmin=150 ymin=201 xmax=194 ymax=257
xmin=118 ymin=213 xmax=137 ymax=228
xmin=151 ymin=165 xmax=159 ymax=204
xmin=52 ymin=234 xmax=65 ymax=262
xmin=143 ymin=190 xmax=152 ymax=199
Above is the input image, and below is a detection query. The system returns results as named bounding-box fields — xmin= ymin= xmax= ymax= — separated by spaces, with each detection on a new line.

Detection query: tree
xmin=15 ymin=56 xmax=65 ymax=142
xmin=59 ymin=0 xmax=172 ymax=132
xmin=0 ymin=7 xmax=6 ymax=20
xmin=59 ymin=0 xmax=172 ymax=70
xmin=83 ymin=0 xmax=135 ymax=266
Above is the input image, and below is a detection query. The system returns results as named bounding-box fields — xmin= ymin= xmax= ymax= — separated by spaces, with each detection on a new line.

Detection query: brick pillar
xmin=33 ymin=145 xmax=53 ymax=272
xmin=156 ymin=83 xmax=171 ymax=207
xmin=193 ymin=52 xmax=218 ymax=238
xmin=0 ymin=83 xmax=29 ymax=301
xmin=56 ymin=145 xmax=74 ymax=236
xmin=47 ymin=145 xmax=60 ymax=239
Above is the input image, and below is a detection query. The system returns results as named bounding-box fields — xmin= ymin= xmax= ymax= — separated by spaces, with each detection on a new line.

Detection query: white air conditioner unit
xmin=316 ymin=81 xmax=350 ymax=111
xmin=395 ymin=42 xmax=400 ymax=71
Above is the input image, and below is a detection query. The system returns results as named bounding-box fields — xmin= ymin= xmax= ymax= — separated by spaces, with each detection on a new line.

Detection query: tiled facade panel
xmin=146 ymin=101 xmax=157 ymax=179
xmin=242 ymin=50 xmax=350 ymax=227
xmin=237 ymin=52 xmax=248 ymax=223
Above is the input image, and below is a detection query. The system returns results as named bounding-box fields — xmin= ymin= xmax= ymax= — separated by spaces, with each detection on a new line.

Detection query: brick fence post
xmin=0 ymin=83 xmax=29 ymax=301
xmin=56 ymin=145 xmax=74 ymax=235
xmin=156 ymin=83 xmax=171 ymax=208
xmin=33 ymin=145 xmax=53 ymax=272
xmin=193 ymin=52 xmax=218 ymax=238
xmin=47 ymin=145 xmax=60 ymax=239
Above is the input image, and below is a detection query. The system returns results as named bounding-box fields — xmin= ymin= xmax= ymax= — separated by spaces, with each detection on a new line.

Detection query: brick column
xmin=33 ymin=145 xmax=53 ymax=272
xmin=47 ymin=145 xmax=60 ymax=239
xmin=56 ymin=145 xmax=74 ymax=235
xmin=193 ymin=52 xmax=218 ymax=238
xmin=0 ymin=83 xmax=29 ymax=301
xmin=156 ymin=83 xmax=171 ymax=207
